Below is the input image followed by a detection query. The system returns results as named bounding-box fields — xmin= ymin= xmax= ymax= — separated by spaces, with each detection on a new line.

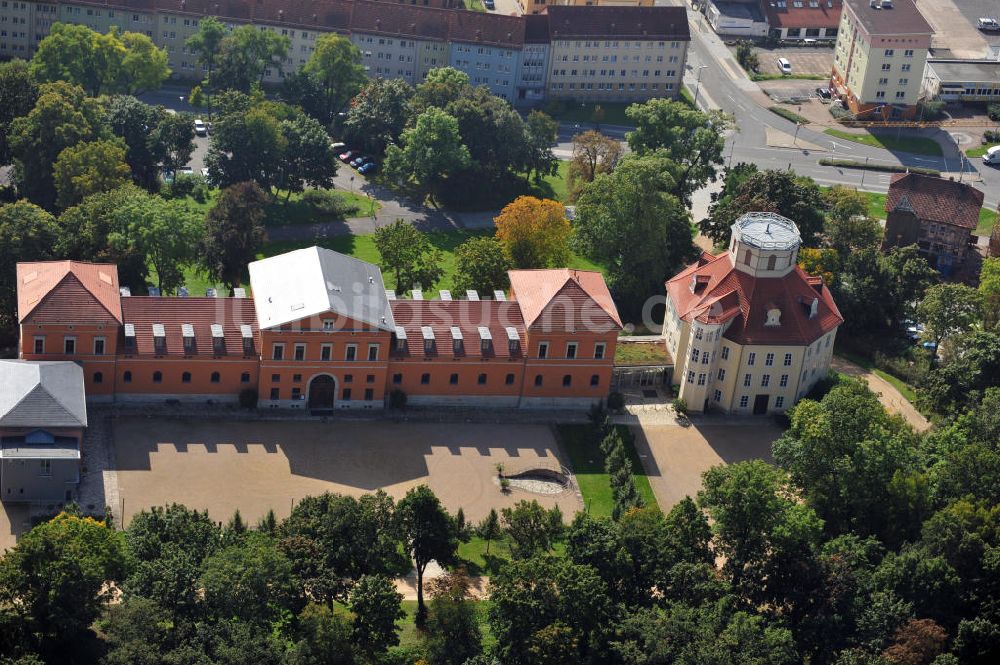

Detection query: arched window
xmin=210 ymin=371 xmax=221 ymax=383
xmin=562 ymin=374 xmax=572 ymax=387
xmin=153 ymin=371 xmax=163 ymax=384
xmin=93 ymin=372 xmax=103 ymax=384
xmin=590 ymin=374 xmax=600 ymax=386
xmin=766 ymin=254 xmax=777 ymax=270
xmin=182 ymin=372 xmax=192 ymax=383
xmin=240 ymin=372 xmax=251 ymax=384
xmin=743 ymin=249 xmax=752 ymax=265
xmin=123 ymin=371 xmax=132 ymax=384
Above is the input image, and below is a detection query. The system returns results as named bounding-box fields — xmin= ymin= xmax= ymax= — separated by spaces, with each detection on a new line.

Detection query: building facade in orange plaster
xmin=15 ymin=247 xmax=622 ymax=410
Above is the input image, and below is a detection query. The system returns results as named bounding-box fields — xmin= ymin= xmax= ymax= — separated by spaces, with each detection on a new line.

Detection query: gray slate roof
xmin=0 ymin=360 xmax=88 ymax=428
xmin=248 ymin=246 xmax=396 ymax=331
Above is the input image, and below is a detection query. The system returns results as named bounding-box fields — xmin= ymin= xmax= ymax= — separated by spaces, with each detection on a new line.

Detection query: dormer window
xmin=809 ymin=298 xmax=819 ymax=319
xmin=765 ymin=308 xmax=782 ymax=327
xmin=451 ymin=326 xmax=464 ymax=355
xmin=153 ymin=324 xmax=166 ymax=354
xmin=394 ymin=326 xmax=408 ymax=352
xmin=422 ymin=326 xmax=435 ymax=355
xmin=240 ymin=325 xmax=254 ymax=355
xmin=211 ymin=324 xmax=225 ymax=355
xmin=182 ymin=324 xmax=195 ymax=354
xmin=479 ymin=326 xmax=493 ymax=356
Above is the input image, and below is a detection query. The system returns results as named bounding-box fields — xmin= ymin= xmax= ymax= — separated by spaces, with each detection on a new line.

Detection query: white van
xmin=983 ymin=145 xmax=1000 ymax=166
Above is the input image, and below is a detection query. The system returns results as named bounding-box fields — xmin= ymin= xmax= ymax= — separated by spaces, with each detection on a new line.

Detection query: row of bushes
xmin=817 ymin=158 xmax=940 ymax=176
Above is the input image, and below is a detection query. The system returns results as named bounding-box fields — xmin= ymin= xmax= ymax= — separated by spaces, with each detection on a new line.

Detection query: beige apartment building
xmin=830 ymin=0 xmax=932 ymax=119
xmin=521 ymin=0 xmax=652 ymax=18
xmin=664 ymin=213 xmax=843 ymax=415
xmin=543 ymin=6 xmax=688 ymax=102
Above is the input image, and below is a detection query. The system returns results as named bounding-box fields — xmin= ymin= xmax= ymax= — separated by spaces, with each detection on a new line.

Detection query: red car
xmin=339 ymin=150 xmax=357 ymax=163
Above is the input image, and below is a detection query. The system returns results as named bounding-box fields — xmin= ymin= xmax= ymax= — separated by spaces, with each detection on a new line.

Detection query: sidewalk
xmin=830 ymin=357 xmax=930 ymax=432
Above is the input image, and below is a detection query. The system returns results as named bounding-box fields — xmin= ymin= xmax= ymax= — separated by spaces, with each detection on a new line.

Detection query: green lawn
xmin=835 ymin=351 xmax=918 ymax=406
xmin=397 ymin=599 xmax=494 ymax=650
xmin=529 ymin=160 xmax=570 ymax=203
xmin=265 ymin=189 xmax=380 ymax=226
xmin=824 ymin=128 xmax=944 ymax=157
xmin=557 ymin=424 xmax=657 ymax=518
xmin=462 ymin=0 xmax=486 ymax=11
xmin=456 ymin=535 xmax=567 ymax=576
xmin=615 ymin=341 xmax=671 ymax=366
xmin=548 ymin=102 xmax=633 ymax=127
xmin=965 ymin=144 xmax=990 ymax=158
xmin=175 ymin=228 xmax=607 ymax=299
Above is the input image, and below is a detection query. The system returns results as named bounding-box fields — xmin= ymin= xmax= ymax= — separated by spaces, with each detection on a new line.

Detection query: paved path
xmin=830 ymin=356 xmax=930 ymax=432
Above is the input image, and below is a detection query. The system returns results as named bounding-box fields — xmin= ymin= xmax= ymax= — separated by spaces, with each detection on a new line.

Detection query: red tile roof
xmin=666 ymin=252 xmax=842 ymax=346
xmin=764 ymin=1 xmax=842 ymax=30
xmin=389 ymin=300 xmax=526 ymax=358
xmin=508 ymin=269 xmax=622 ymax=333
xmin=545 ymin=6 xmax=689 ymax=40
xmin=448 ymin=10 xmax=525 ymax=46
xmin=119 ymin=296 xmax=259 ymax=357
xmin=16 ymin=261 xmax=122 ymax=324
xmin=886 ymin=173 xmax=984 ymax=230
xmin=351 ymin=1 xmax=450 ymax=41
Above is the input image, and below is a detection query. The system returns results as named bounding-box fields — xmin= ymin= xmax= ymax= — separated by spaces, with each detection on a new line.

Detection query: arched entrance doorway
xmin=308 ymin=375 xmax=336 ymax=412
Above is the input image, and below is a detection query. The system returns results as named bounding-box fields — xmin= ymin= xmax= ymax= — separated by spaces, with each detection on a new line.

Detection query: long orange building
xmin=15 ymin=247 xmax=622 ymax=410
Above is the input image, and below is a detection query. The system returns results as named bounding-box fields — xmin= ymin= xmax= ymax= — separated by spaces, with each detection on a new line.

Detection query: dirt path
xmin=830 ymin=356 xmax=930 ymax=432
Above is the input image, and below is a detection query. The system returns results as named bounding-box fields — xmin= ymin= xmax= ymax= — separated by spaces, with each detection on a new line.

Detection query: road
xmin=675 ymin=5 xmax=1000 ymax=211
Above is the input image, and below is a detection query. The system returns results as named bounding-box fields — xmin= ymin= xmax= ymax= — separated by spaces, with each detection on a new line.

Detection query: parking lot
xmin=111 ymin=417 xmax=582 ymax=527
xmin=917 ymin=0 xmax=998 ymax=58
xmin=755 ymin=46 xmax=834 ymax=77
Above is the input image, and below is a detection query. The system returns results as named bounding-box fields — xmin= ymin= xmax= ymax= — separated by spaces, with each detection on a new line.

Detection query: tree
xmin=501 ymin=500 xmax=563 ymax=559
xmin=0 ymin=201 xmax=57 ymax=332
xmin=214 ymin=25 xmax=290 ymax=92
xmin=396 ymin=485 xmax=458 ymax=625
xmin=8 ymin=81 xmax=109 ymax=209
xmin=446 ymin=86 xmax=530 ymax=175
xmin=566 ymin=130 xmax=622 ymax=201
xmin=823 ymin=186 xmax=883 ymax=255
xmin=342 ymin=77 xmax=414 ymax=155
xmin=286 ymin=603 xmax=355 ymax=665
xmin=625 ymin=98 xmax=732 ymax=202
xmin=425 ymin=568 xmax=483 ymax=665
xmin=0 ymin=60 xmax=39 ymax=165
xmin=348 ymin=574 xmax=404 ymax=660
xmin=773 ymin=378 xmax=927 ymax=545
xmin=698 ymin=460 xmax=823 ymax=604
xmin=373 ymin=219 xmax=445 ymax=292
xmin=383 ymin=107 xmax=470 ymax=206
xmin=30 ymin=23 xmax=168 ymax=95
xmin=454 ymin=236 xmax=511 ymax=295
xmin=412 ymin=66 xmax=471 ymax=113
xmin=574 ymin=155 xmax=697 ymax=317
xmin=525 ymin=110 xmax=559 ymax=181
xmin=205 ymin=105 xmax=287 ymax=192
xmin=701 ymin=168 xmax=826 ymax=246
xmin=493 ymin=195 xmax=571 ymax=269
xmin=274 ymin=113 xmax=338 ymax=196
xmin=979 ymin=257 xmax=1000 ymax=330
xmin=53 ymin=139 xmax=132 ymax=210
xmin=488 ymin=555 xmax=614 ymax=665
xmin=200 ymin=532 xmax=303 ymax=626
xmin=0 ymin=513 xmax=126 ymax=655
xmin=278 ymin=491 xmax=408 ymax=607
xmin=100 ymin=597 xmax=177 ymax=665
xmin=920 ymin=331 xmax=1000 ymax=414
xmin=300 ymin=33 xmax=367 ymax=126
xmin=185 ymin=16 xmax=227 ymax=92
xmin=120 ymin=194 xmax=203 ymax=293
xmin=123 ymin=503 xmax=221 ymax=625
xmin=477 ymin=508 xmax=502 ymax=556
xmin=202 ymin=181 xmax=268 ymax=291
xmin=105 ymin=95 xmax=167 ymax=190
xmin=917 ymin=283 xmax=981 ymax=358
xmin=149 ymin=110 xmax=196 ymax=178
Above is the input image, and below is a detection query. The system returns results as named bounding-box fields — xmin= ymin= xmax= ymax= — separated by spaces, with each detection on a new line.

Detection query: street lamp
xmin=860 ymin=155 xmax=870 ymax=187
xmin=693 ymin=65 xmax=709 ymax=108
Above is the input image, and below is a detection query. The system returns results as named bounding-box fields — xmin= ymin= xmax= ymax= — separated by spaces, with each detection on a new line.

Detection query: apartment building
xmin=830 ymin=0 xmax=932 ymax=119
xmin=16 ymin=247 xmax=622 ymax=410
xmin=664 ymin=212 xmax=842 ymax=415
xmin=544 ymin=6 xmax=688 ymax=102
xmin=0 ymin=0 xmax=689 ymax=104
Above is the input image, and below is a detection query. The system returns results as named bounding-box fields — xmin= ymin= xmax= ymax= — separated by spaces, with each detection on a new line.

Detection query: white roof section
xmin=181 ymin=323 xmax=195 ymax=338
xmin=494 ymin=290 xmax=507 ymax=301
xmin=506 ymin=326 xmax=520 ymax=341
xmin=239 ymin=324 xmax=254 ymax=339
xmin=440 ymin=289 xmax=452 ymax=301
xmin=152 ymin=323 xmax=165 ymax=337
xmin=478 ymin=326 xmax=492 ymax=340
xmin=450 ymin=326 xmax=463 ymax=340
xmin=733 ymin=212 xmax=801 ymax=250
xmin=395 ymin=325 xmax=407 ymax=340
xmin=211 ymin=324 xmax=224 ymax=338
xmin=411 ymin=289 xmax=423 ymax=301
xmin=233 ymin=287 xmax=246 ymax=298
xmin=124 ymin=323 xmax=136 ymax=337
xmin=466 ymin=290 xmax=480 ymax=301
xmin=386 ymin=289 xmax=396 ymax=300
xmin=248 ymin=246 xmax=395 ymax=332
xmin=421 ymin=325 xmax=435 ymax=340
xmin=0 ymin=360 xmax=87 ymax=428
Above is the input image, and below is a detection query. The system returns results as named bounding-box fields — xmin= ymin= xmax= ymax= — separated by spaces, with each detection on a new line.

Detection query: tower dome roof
xmin=733 ymin=212 xmax=801 ymax=250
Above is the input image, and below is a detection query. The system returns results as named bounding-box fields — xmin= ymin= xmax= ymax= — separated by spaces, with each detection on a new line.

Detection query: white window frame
xmin=293 ymin=343 xmax=307 ymax=361
xmin=93 ymin=336 xmax=106 ymax=355
xmin=272 ymin=343 xmax=285 ymax=361
xmin=63 ymin=336 xmax=76 ymax=355
xmin=594 ymin=342 xmax=606 ymax=360
xmin=33 ymin=335 xmax=44 ymax=354
xmin=538 ymin=341 xmax=549 ymax=359
xmin=345 ymin=344 xmax=358 ymax=361
xmin=368 ymin=344 xmax=380 ymax=361
xmin=565 ymin=342 xmax=578 ymax=359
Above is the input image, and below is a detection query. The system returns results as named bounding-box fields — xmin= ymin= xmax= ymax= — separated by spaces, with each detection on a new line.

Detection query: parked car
xmin=983 ymin=145 xmax=1000 ymax=166
xmin=350 ymin=155 xmax=371 ymax=168
xmin=977 ymin=17 xmax=1000 ymax=31
xmin=330 ymin=142 xmax=347 ymax=152
xmin=776 ymin=58 xmax=793 ymax=75
xmin=339 ymin=150 xmax=357 ymax=162
xmin=162 ymin=166 xmax=193 ymax=184
xmin=358 ymin=161 xmax=378 ymax=175
xmin=484 ymin=0 xmax=495 ymax=8
xmin=815 ymin=87 xmax=832 ymax=99
xmin=193 ymin=119 xmax=207 ymax=136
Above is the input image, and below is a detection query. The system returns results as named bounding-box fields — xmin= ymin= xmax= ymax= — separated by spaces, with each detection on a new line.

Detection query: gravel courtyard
xmin=111 ymin=416 xmax=582 ymax=527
